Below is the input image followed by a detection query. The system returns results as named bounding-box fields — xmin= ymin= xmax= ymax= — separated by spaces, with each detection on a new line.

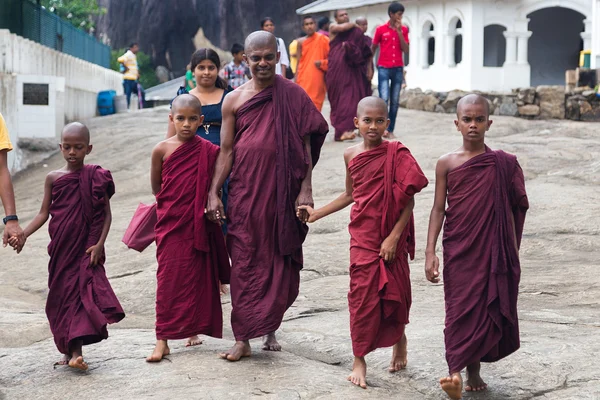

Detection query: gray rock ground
xmin=1 ymin=102 xmax=599 ymax=400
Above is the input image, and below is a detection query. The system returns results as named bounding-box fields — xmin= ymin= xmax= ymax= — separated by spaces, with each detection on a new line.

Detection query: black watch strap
xmin=3 ymin=215 xmax=18 ymax=225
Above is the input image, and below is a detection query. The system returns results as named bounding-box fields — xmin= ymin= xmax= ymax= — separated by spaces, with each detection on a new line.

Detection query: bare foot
xmin=68 ymin=356 xmax=88 ymax=371
xmin=262 ymin=332 xmax=282 ymax=351
xmin=389 ymin=333 xmax=408 ymax=372
xmin=54 ymin=354 xmax=69 ymax=367
xmin=440 ymin=373 xmax=463 ymax=400
xmin=347 ymin=356 xmax=367 ymax=389
xmin=465 ymin=362 xmax=487 ymax=392
xmin=146 ymin=340 xmax=170 ymax=362
xmin=340 ymin=131 xmax=356 ymax=141
xmin=185 ymin=335 xmax=203 ymax=347
xmin=219 ymin=341 xmax=251 ymax=361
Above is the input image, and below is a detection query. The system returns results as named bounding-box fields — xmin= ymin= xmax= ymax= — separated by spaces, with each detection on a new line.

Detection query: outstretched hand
xmin=3 ymin=221 xmax=25 ymax=253
xmin=297 ymin=205 xmax=318 ymax=223
xmin=295 ymin=191 xmax=314 ymax=224
xmin=425 ymin=253 xmax=440 ymax=283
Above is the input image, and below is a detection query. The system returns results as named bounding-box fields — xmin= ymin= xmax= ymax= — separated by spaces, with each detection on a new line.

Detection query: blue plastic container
xmin=97 ymin=90 xmax=116 ymax=116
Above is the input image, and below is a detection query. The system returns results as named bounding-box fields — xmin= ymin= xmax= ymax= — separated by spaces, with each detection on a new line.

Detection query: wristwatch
xmin=3 ymin=215 xmax=18 ymax=225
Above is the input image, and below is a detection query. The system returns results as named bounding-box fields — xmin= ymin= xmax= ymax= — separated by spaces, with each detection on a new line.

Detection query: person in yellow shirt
xmin=0 ymin=113 xmax=24 ymax=252
xmin=117 ymin=43 xmax=140 ymax=108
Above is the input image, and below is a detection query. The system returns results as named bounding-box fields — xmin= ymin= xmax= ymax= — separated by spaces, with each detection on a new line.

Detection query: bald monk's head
xmin=62 ymin=122 xmax=90 ymax=144
xmin=354 ymin=97 xmax=390 ymax=141
xmin=243 ymin=31 xmax=279 ymax=81
xmin=356 ymin=17 xmax=368 ymax=34
xmin=60 ymin=122 xmax=92 ymax=162
xmin=244 ymin=31 xmax=277 ymax=54
xmin=170 ymin=94 xmax=204 ymax=137
xmin=456 ymin=94 xmax=490 ymax=118
xmin=455 ymin=94 xmax=493 ymax=137
xmin=171 ymin=93 xmax=202 ymax=115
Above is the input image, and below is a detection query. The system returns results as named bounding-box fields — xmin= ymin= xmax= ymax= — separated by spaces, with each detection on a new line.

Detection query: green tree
xmin=40 ymin=0 xmax=105 ymax=31
xmin=111 ymin=48 xmax=159 ymax=89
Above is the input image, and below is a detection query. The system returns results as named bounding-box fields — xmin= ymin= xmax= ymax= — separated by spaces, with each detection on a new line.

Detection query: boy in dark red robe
xmin=327 ymin=10 xmax=373 ymax=141
xmin=147 ymin=94 xmax=230 ymax=362
xmin=425 ymin=94 xmax=529 ymax=399
xmin=206 ymin=32 xmax=328 ymax=362
xmin=19 ymin=122 xmax=125 ymax=371
xmin=300 ymin=97 xmax=428 ymax=389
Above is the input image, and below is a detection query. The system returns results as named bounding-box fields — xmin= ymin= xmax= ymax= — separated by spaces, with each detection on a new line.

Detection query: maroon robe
xmin=362 ymin=35 xmax=373 ymax=96
xmin=326 ymin=27 xmax=372 ymax=140
xmin=46 ymin=165 xmax=124 ymax=355
xmin=155 ymin=136 xmax=230 ymax=340
xmin=227 ymin=76 xmax=328 ymax=341
xmin=443 ymin=147 xmax=528 ymax=373
xmin=348 ymin=141 xmax=428 ymax=356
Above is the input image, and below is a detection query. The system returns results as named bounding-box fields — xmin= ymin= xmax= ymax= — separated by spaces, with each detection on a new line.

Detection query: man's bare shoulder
xmin=224 ymin=84 xmax=258 ymax=114
xmin=343 ymin=143 xmax=365 ymax=165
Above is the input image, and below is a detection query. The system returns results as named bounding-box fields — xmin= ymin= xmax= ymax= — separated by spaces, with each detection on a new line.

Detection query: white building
xmin=297 ymin=0 xmax=600 ymax=92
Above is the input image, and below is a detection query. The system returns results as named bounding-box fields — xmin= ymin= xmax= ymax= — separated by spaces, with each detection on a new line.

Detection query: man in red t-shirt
xmin=372 ymin=2 xmax=409 ymax=138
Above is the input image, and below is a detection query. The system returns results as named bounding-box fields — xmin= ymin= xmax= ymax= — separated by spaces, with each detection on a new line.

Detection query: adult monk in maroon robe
xmin=299 ymin=97 xmax=427 ymax=389
xmin=206 ymin=31 xmax=328 ymax=361
xmin=21 ymin=122 xmax=125 ymax=371
xmin=327 ymin=10 xmax=373 ymax=141
xmin=147 ymin=95 xmax=230 ymax=362
xmin=425 ymin=94 xmax=529 ymax=400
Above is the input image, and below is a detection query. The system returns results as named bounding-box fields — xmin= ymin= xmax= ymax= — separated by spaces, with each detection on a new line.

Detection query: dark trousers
xmin=123 ymin=79 xmax=138 ymax=108
xmin=377 ymin=67 xmax=404 ymax=133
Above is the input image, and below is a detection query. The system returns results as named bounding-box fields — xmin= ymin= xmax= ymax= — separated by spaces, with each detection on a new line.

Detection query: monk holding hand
xmin=425 ymin=94 xmax=529 ymax=399
xmin=300 ymin=97 xmax=428 ymax=389
xmin=17 ymin=123 xmax=125 ymax=371
xmin=147 ymin=94 xmax=230 ymax=362
xmin=206 ymin=31 xmax=328 ymax=362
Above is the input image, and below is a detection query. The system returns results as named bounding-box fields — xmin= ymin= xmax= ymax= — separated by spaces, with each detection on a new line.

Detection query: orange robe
xmin=296 ymin=33 xmax=329 ymax=111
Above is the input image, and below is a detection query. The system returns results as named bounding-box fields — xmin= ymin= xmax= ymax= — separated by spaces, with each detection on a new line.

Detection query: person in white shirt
xmin=260 ymin=17 xmax=290 ymax=78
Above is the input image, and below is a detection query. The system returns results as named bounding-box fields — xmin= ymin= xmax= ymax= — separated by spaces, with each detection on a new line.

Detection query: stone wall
xmin=400 ymin=86 xmax=600 ymax=121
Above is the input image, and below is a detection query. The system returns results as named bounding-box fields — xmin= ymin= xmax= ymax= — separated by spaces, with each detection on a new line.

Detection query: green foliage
xmin=111 ymin=48 xmax=159 ymax=89
xmin=40 ymin=0 xmax=106 ymax=31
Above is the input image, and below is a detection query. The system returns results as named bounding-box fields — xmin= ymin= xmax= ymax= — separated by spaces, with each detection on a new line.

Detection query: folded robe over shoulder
xmin=154 ymin=136 xmax=230 ymax=340
xmin=326 ymin=27 xmax=372 ymax=140
xmin=46 ymin=165 xmax=125 ymax=355
xmin=348 ymin=141 xmax=428 ymax=357
xmin=443 ymin=147 xmax=529 ymax=373
xmin=227 ymin=76 xmax=328 ymax=341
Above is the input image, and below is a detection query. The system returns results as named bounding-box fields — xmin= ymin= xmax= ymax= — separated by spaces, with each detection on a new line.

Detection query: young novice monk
xmin=425 ymin=94 xmax=529 ymax=399
xmin=147 ymin=94 xmax=230 ymax=362
xmin=299 ymin=96 xmax=428 ymax=389
xmin=17 ymin=122 xmax=125 ymax=371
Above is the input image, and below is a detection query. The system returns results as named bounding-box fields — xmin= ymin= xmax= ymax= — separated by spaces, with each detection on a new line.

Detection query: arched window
xmin=422 ymin=21 xmax=435 ymax=67
xmin=447 ymin=17 xmax=463 ymax=66
xmin=483 ymin=24 xmax=507 ymax=67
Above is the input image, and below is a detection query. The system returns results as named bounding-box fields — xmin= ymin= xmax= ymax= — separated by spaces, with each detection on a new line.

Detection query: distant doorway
xmin=528 ymin=7 xmax=584 ymax=86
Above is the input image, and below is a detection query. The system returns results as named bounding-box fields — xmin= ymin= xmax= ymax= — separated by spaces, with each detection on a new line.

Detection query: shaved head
xmin=62 ymin=122 xmax=90 ymax=144
xmin=357 ymin=96 xmax=389 ymax=118
xmin=171 ymin=93 xmax=202 ymax=115
xmin=457 ymin=94 xmax=490 ymax=117
xmin=244 ymin=31 xmax=277 ymax=53
xmin=356 ymin=17 xmax=367 ymax=24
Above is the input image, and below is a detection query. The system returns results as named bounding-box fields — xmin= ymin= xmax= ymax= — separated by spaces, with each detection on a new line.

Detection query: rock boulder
xmin=537 ymin=85 xmax=566 ymax=119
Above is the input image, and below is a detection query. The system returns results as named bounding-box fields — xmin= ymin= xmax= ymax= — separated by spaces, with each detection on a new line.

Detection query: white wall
xmin=348 ymin=0 xmax=593 ymax=92
xmin=0 ymin=29 xmax=123 ymax=172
